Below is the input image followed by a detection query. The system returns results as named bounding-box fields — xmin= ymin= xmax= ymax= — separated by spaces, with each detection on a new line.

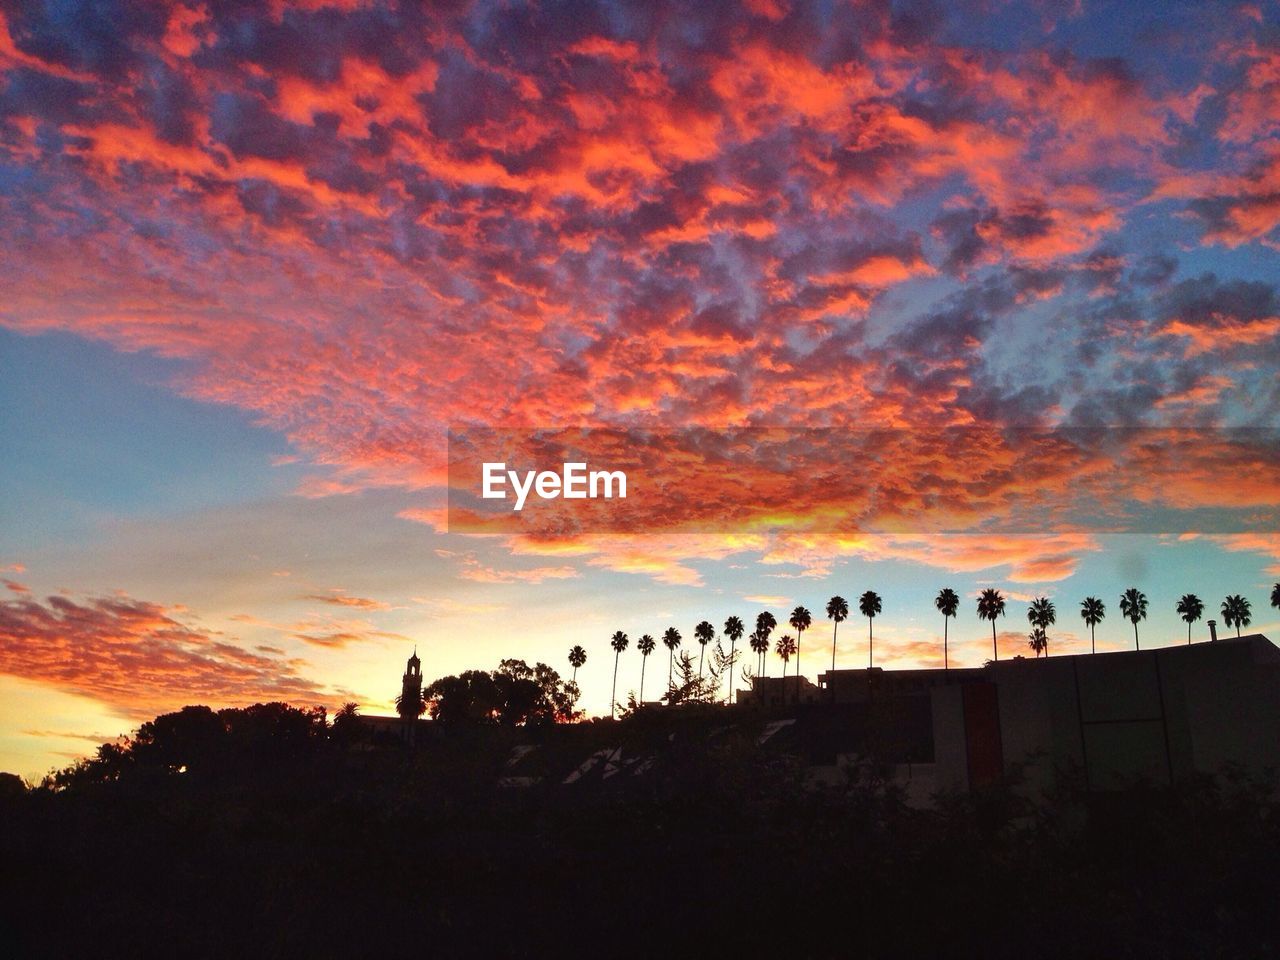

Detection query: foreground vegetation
xmin=2 ymin=700 xmax=1278 ymax=959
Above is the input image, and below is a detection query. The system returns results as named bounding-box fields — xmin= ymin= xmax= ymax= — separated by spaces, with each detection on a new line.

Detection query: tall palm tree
xmin=1176 ymin=594 xmax=1204 ymax=644
xmin=1080 ymin=597 xmax=1105 ymax=654
xmin=935 ymin=588 xmax=959 ymax=672
xmin=826 ymin=596 xmax=849 ymax=671
xmin=609 ymin=630 xmax=629 ymax=719
xmin=749 ymin=630 xmax=769 ymax=677
xmin=977 ymin=588 xmax=1006 ymax=661
xmin=724 ymin=616 xmax=745 ymax=704
xmin=1027 ymin=597 xmax=1056 ymax=657
xmin=637 ymin=634 xmax=656 ymax=703
xmin=755 ymin=611 xmax=777 ymax=676
xmin=568 ymin=645 xmax=587 ymax=684
xmin=859 ymin=591 xmax=882 ymax=669
xmin=1119 ymin=588 xmax=1147 ymax=650
xmin=1221 ymin=594 xmax=1252 ymax=637
xmin=775 ymin=633 xmax=797 ymax=690
xmin=694 ymin=620 xmax=715 ymax=677
xmin=789 ymin=606 xmax=812 ymax=703
xmin=662 ymin=627 xmax=681 ymax=692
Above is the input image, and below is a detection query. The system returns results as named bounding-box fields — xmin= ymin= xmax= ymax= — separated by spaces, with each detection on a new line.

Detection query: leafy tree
xmin=935 ymin=588 xmax=959 ymax=671
xmin=858 ymin=591 xmax=881 ymax=669
xmin=1221 ymin=594 xmax=1252 ymax=638
xmin=662 ymin=628 xmax=681 ymax=692
xmin=977 ymin=588 xmax=1006 ymax=661
xmin=1027 ymin=597 xmax=1056 ymax=656
xmin=1080 ymin=597 xmax=1105 ymax=654
xmin=609 ymin=631 xmax=629 ymax=719
xmin=568 ymin=644 xmax=587 ymax=684
xmin=427 ymin=661 xmax=580 ymax=726
xmin=663 ymin=650 xmax=723 ymax=706
xmin=637 ymin=634 xmax=656 ymax=703
xmin=1176 ymin=594 xmax=1203 ymax=644
xmin=694 ymin=620 xmax=715 ymax=676
xmin=826 ymin=595 xmax=848 ymax=672
xmin=723 ymin=616 xmax=745 ymax=704
xmin=1119 ymin=588 xmax=1148 ymax=650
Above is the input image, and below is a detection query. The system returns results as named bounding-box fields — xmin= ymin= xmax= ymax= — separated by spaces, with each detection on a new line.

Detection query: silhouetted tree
xmin=789 ymin=606 xmax=812 ymax=703
xmin=1080 ymin=597 xmax=1105 ymax=654
xmin=662 ymin=627 xmax=681 ymax=692
xmin=609 ymin=631 xmax=629 ymax=719
xmin=425 ymin=661 xmax=579 ymax=726
xmin=755 ymin=611 xmax=777 ymax=677
xmin=1221 ymin=594 xmax=1252 ymax=637
xmin=1176 ymin=595 xmax=1204 ymax=644
xmin=637 ymin=634 xmax=656 ymax=703
xmin=1120 ymin=588 xmax=1148 ymax=650
xmin=1028 ymin=627 xmax=1047 ymax=657
xmin=977 ymin=588 xmax=1006 ymax=661
xmin=1027 ymin=597 xmax=1056 ymax=656
xmin=775 ymin=633 xmax=796 ymax=684
xmin=331 ymin=702 xmax=364 ymax=746
xmin=1272 ymin=582 xmax=1280 ymax=615
xmin=723 ymin=616 xmax=745 ymax=704
xmin=694 ymin=620 xmax=715 ymax=677
xmin=749 ymin=630 xmax=769 ymax=677
xmin=826 ymin=595 xmax=848 ymax=672
xmin=568 ymin=645 xmax=587 ymax=684
xmin=935 ymin=588 xmax=959 ymax=671
xmin=858 ymin=591 xmax=881 ymax=669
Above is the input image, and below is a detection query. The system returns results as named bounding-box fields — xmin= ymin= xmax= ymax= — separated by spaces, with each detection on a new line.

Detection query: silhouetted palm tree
xmin=1272 ymin=582 xmax=1280 ymax=615
xmin=637 ymin=634 xmax=656 ymax=703
xmin=977 ymin=588 xmax=1006 ymax=661
xmin=1176 ymin=594 xmax=1203 ymax=644
xmin=826 ymin=596 xmax=848 ymax=671
xmin=694 ymin=620 xmax=715 ymax=677
xmin=749 ymin=630 xmax=769 ymax=677
xmin=935 ymin=588 xmax=959 ymax=672
xmin=1221 ymin=594 xmax=1252 ymax=637
xmin=724 ymin=616 xmax=744 ymax=704
xmin=755 ymin=611 xmax=777 ymax=677
xmin=775 ymin=633 xmax=796 ymax=685
xmin=568 ymin=645 xmax=587 ymax=684
xmin=662 ymin=627 xmax=681 ymax=692
xmin=1027 ymin=597 xmax=1056 ymax=657
xmin=1028 ymin=627 xmax=1048 ymax=657
xmin=789 ymin=606 xmax=812 ymax=703
xmin=1080 ymin=597 xmax=1105 ymax=654
xmin=1119 ymin=588 xmax=1147 ymax=650
xmin=858 ymin=591 xmax=881 ymax=669
xmin=609 ymin=631 xmax=629 ymax=719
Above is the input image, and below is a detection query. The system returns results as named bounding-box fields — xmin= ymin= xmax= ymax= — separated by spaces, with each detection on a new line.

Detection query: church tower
xmin=398 ymin=648 xmax=423 ymax=743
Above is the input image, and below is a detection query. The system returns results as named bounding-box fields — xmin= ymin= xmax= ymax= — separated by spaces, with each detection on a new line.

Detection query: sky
xmin=2 ymin=0 xmax=1280 ymax=780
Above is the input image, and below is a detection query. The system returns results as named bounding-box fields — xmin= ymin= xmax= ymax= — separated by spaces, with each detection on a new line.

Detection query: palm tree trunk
xmin=728 ymin=640 xmax=735 ymax=705
xmin=1134 ymin=621 xmax=1139 ymax=650
xmin=795 ymin=629 xmax=802 ymax=705
xmin=698 ymin=645 xmax=705 ymax=677
xmin=868 ymin=618 xmax=874 ymax=669
xmin=640 ymin=656 xmax=646 ymax=704
xmin=611 ymin=652 xmax=620 ymax=719
xmin=1091 ymin=623 xmax=1096 ymax=655
xmin=943 ymin=616 xmax=949 ymax=672
xmin=1187 ymin=622 xmax=1191 ymax=644
xmin=831 ymin=620 xmax=838 ymax=671
xmin=668 ymin=650 xmax=674 ymax=691
xmin=992 ymin=621 xmax=998 ymax=661
xmin=572 ymin=665 xmax=578 ymax=684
